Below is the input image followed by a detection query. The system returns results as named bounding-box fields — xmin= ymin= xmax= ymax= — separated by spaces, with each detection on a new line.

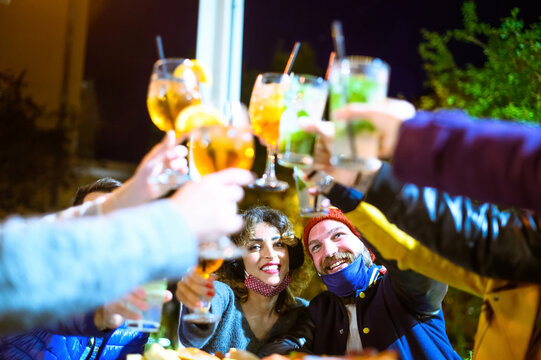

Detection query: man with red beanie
xmin=269 ymin=207 xmax=460 ymax=360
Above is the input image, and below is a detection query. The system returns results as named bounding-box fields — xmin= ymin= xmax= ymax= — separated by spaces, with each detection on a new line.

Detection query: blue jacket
xmin=0 ymin=311 xmax=148 ymax=360
xmin=308 ymin=275 xmax=460 ymax=360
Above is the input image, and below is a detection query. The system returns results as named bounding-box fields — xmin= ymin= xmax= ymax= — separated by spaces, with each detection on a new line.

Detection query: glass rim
xmin=290 ymin=73 xmax=327 ymax=85
xmin=152 ymin=58 xmax=193 ymax=75
xmin=257 ymin=72 xmax=291 ymax=81
xmin=153 ymin=57 xmax=192 ymax=66
xmin=338 ymin=55 xmax=389 ymax=69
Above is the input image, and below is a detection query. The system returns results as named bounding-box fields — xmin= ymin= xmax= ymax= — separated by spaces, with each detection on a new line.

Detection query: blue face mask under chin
xmin=320 ymin=254 xmax=382 ymax=297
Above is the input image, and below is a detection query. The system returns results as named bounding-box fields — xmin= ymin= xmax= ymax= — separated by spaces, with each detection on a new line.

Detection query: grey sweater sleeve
xmin=178 ymin=281 xmax=233 ymax=350
xmin=0 ymin=200 xmax=198 ymax=334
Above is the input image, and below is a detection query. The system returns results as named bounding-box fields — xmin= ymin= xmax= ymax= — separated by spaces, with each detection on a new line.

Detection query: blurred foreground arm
xmin=334 ymin=102 xmax=541 ymax=211
xmin=0 ymin=163 xmax=252 ymax=334
xmin=393 ymin=110 xmax=541 ymax=211
xmin=54 ymin=131 xmax=189 ymax=219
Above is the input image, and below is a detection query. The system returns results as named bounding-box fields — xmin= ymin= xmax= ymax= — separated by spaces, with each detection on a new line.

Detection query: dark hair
xmin=72 ymin=177 xmax=122 ymax=206
xmin=217 ymin=206 xmax=304 ymax=314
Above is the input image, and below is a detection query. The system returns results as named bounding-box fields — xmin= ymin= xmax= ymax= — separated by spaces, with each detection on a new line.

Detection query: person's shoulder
xmin=309 ymin=290 xmax=338 ymax=306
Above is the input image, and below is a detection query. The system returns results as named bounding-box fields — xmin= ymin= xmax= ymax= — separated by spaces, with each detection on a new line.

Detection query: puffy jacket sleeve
xmin=393 ymin=110 xmax=541 ymax=212
xmin=45 ymin=310 xmax=109 ymax=337
xmin=365 ymin=163 xmax=541 ymax=284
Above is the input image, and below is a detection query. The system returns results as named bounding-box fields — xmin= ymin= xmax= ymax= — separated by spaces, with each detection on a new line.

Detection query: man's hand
xmin=170 ymin=168 xmax=254 ymax=244
xmin=298 ymin=98 xmax=415 ymax=187
xmin=333 ymin=98 xmax=416 ymax=159
xmin=102 ymin=131 xmax=189 ymax=213
xmin=93 ymin=287 xmax=173 ymax=331
xmin=298 ymin=119 xmax=358 ymax=187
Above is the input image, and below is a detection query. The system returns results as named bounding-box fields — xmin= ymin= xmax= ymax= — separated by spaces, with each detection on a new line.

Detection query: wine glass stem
xmin=263 ymin=145 xmax=279 ymax=181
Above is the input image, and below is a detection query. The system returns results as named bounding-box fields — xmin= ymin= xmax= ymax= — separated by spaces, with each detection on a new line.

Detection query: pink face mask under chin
xmin=244 ymin=272 xmax=291 ymax=297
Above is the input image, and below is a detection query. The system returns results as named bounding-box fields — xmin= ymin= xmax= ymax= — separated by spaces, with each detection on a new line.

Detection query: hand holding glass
xmin=147 ymin=58 xmax=202 ymax=185
xmin=125 ymin=278 xmax=168 ymax=332
xmin=183 ymin=101 xmax=254 ymax=324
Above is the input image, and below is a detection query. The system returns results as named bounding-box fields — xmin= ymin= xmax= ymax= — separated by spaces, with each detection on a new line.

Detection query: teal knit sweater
xmin=178 ymin=281 xmax=308 ymax=356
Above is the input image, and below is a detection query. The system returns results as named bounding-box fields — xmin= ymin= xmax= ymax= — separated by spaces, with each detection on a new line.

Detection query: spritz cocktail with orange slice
xmin=146 ymin=58 xmax=222 ymax=185
xmin=248 ymin=73 xmax=290 ymax=191
xmin=147 ymin=58 xmax=217 ymax=136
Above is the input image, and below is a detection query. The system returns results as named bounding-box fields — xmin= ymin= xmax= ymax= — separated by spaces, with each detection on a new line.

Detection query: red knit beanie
xmin=302 ymin=207 xmax=375 ymax=261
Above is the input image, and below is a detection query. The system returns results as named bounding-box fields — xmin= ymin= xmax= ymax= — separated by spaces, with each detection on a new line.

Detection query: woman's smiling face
xmin=243 ymin=222 xmax=290 ymax=286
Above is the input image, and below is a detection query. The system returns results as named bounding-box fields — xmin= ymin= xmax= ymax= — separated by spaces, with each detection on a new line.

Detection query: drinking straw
xmin=331 ymin=21 xmax=346 ymax=59
xmin=155 ymin=35 xmax=169 ymax=78
xmin=330 ymin=21 xmax=357 ymax=161
xmin=324 ymin=51 xmax=336 ymax=81
xmin=155 ymin=35 xmax=166 ymax=62
xmin=283 ymin=41 xmax=301 ymax=75
xmin=311 ymin=52 xmax=337 ymax=213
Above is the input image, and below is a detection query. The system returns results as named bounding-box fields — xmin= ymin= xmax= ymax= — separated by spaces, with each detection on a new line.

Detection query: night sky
xmin=84 ymin=0 xmax=540 ymax=162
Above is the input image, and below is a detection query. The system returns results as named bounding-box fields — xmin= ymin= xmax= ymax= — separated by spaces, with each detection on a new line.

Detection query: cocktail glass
xmin=147 ymin=58 xmax=202 ymax=185
xmin=184 ymin=101 xmax=254 ymax=324
xmin=125 ymin=278 xmax=167 ymax=332
xmin=294 ymin=167 xmax=329 ymax=218
xmin=277 ymin=74 xmax=328 ymax=169
xmin=328 ymin=56 xmax=389 ymax=171
xmin=248 ymin=73 xmax=290 ymax=191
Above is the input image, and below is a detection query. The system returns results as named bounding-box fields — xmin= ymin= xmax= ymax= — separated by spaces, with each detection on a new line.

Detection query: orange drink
xmin=196 ymin=258 xmax=224 ymax=279
xmin=191 ymin=125 xmax=255 ymax=175
xmin=249 ymin=83 xmax=287 ymax=147
xmin=247 ymin=73 xmax=291 ymax=192
xmin=147 ymin=78 xmax=201 ymax=134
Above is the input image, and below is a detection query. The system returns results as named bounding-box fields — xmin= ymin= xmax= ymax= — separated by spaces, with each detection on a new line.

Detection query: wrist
xmin=93 ymin=308 xmax=107 ymax=332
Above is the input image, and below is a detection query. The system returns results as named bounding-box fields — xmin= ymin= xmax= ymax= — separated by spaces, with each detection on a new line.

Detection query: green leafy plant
xmin=417 ymin=2 xmax=540 ymax=357
xmin=419 ymin=2 xmax=541 ymax=123
xmin=0 ymin=70 xmax=76 ymax=217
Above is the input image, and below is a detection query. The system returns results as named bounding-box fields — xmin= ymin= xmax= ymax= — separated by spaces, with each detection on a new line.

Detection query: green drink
xmin=329 ymin=56 xmax=389 ymax=171
xmin=277 ymin=75 xmax=328 ymax=168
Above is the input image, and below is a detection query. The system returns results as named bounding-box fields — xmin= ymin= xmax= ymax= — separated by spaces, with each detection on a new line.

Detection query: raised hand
xmin=103 ymin=131 xmax=189 ymax=213
xmin=170 ymin=168 xmax=254 ymax=244
xmin=176 ymin=272 xmax=216 ymax=310
xmin=93 ymin=287 xmax=173 ymax=331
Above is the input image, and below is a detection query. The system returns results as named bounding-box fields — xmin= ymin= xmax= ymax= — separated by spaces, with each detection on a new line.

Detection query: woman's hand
xmin=176 ymin=271 xmax=216 ymax=310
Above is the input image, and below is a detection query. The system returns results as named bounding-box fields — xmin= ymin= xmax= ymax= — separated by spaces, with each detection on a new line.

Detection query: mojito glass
xmin=329 ymin=56 xmax=389 ymax=171
xmin=278 ymin=74 xmax=329 ymax=169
